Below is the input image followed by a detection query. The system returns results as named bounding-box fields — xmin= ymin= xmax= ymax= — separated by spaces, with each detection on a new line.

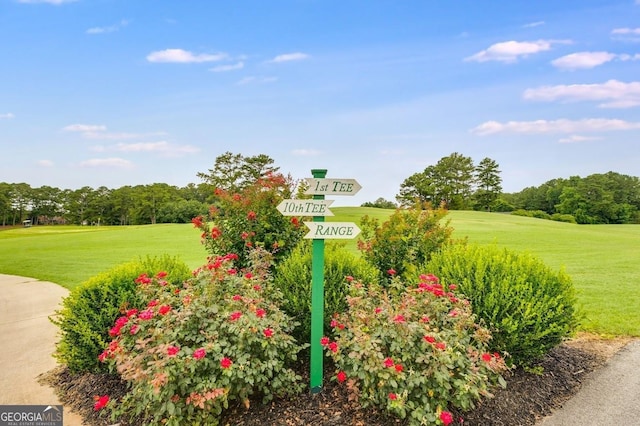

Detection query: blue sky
xmin=1 ymin=0 xmax=639 ymax=206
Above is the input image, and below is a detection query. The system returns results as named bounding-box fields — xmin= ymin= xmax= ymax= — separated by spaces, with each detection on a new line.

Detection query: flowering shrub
xmin=324 ymin=273 xmax=508 ymax=425
xmin=424 ymin=243 xmax=579 ymax=366
xmin=357 ymin=202 xmax=453 ymax=281
xmin=101 ymin=249 xmax=304 ymax=426
xmin=192 ymin=172 xmax=305 ymax=269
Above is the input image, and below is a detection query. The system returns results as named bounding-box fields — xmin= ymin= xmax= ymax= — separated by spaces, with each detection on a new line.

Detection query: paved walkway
xmin=0 ymin=274 xmax=84 ymax=425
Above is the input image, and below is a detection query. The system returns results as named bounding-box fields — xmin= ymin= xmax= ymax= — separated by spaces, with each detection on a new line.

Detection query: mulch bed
xmin=39 ymin=341 xmax=611 ymax=426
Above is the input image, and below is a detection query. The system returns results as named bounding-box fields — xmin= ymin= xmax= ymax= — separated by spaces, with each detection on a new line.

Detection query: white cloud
xmin=551 ymin=51 xmax=619 ymax=69
xmin=523 ymin=80 xmax=640 ymax=108
xmin=465 ymin=39 xmax=570 ymax=63
xmin=37 ymin=159 xmax=54 ymax=167
xmin=146 ymin=49 xmax=227 ymax=63
xmin=292 ymin=149 xmax=321 ymax=156
xmin=471 ymin=118 xmax=640 ymax=135
xmin=63 ymin=124 xmax=107 ymax=132
xmin=523 ymin=21 xmax=545 ymax=28
xmin=558 ymin=135 xmax=602 ymax=143
xmin=17 ymin=0 xmax=77 ymax=4
xmin=83 ymin=131 xmax=159 ymax=140
xmin=210 ymin=62 xmax=244 ymax=72
xmin=612 ymin=27 xmax=640 ymax=35
xmin=91 ymin=141 xmax=199 ymax=157
xmin=86 ymin=19 xmax=129 ymax=35
xmin=79 ymin=158 xmax=133 ymax=169
xmin=611 ymin=27 xmax=640 ymax=42
xmin=0 ymin=113 xmax=15 ymax=119
xmin=268 ymin=52 xmax=310 ymax=63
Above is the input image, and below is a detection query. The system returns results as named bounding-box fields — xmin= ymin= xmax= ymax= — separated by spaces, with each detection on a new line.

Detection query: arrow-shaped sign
xmin=277 ymin=199 xmax=334 ymax=216
xmin=304 ymin=178 xmax=362 ymax=196
xmin=303 ymin=222 xmax=361 ymax=239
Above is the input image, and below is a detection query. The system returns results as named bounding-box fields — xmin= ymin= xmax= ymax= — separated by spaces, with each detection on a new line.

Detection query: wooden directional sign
xmin=304 ymin=178 xmax=362 ymax=196
xmin=276 ymin=199 xmax=334 ymax=216
xmin=303 ymin=222 xmax=361 ymax=239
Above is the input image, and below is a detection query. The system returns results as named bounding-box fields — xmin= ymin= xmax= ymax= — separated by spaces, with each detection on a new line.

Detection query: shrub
xmin=192 ymin=172 xmax=305 ymax=269
xmin=511 ymin=209 xmax=551 ymax=220
xmin=101 ymin=249 xmax=304 ymax=426
xmin=324 ymin=274 xmax=507 ymax=425
xmin=357 ymin=203 xmax=453 ymax=281
xmin=423 ymin=243 xmax=579 ymax=366
xmin=273 ymin=241 xmax=378 ymax=344
xmin=551 ymin=213 xmax=577 ymax=224
xmin=51 ymin=255 xmax=191 ymax=373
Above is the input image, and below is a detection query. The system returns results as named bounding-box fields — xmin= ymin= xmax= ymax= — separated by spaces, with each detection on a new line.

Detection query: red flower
xmin=345 ymin=275 xmax=354 ymax=282
xmin=148 ymin=299 xmax=159 ymax=307
xmin=383 ymin=357 xmax=394 ymax=368
xmin=421 ymin=315 xmax=430 ymax=323
xmin=247 ymin=211 xmax=257 ymax=221
xmin=93 ymin=395 xmax=109 ymax=411
xmin=435 ymin=342 xmax=447 ymax=351
xmin=328 ymin=342 xmax=338 ymax=353
xmin=167 ymin=346 xmax=179 ymax=357
xmin=125 ymin=308 xmax=138 ymax=318
xmin=482 ymin=353 xmax=493 ymax=363
xmin=424 ymin=335 xmax=436 ymax=344
xmin=387 ymin=268 xmax=396 ymax=276
xmin=232 ymin=294 xmax=242 ymax=301
xmin=320 ymin=336 xmax=330 ymax=346
xmin=493 ymin=352 xmax=501 ymax=359
xmin=394 ymin=364 xmax=404 ymax=373
xmin=388 ymin=393 xmax=397 ymax=400
xmin=191 ymin=216 xmax=203 ymax=228
xmin=98 ymin=350 xmax=108 ymax=362
xmin=227 ymin=268 xmax=237 ymax=275
xmin=256 ymin=308 xmax=266 ymax=318
xmin=211 ymin=227 xmax=222 ymax=239
xmin=448 ymin=284 xmax=457 ymax=290
xmin=393 ymin=315 xmax=406 ymax=323
xmin=193 ymin=348 xmax=206 ymax=360
xmin=374 ymin=307 xmax=383 ymax=314
xmin=135 ymin=273 xmax=152 ymax=285
xmin=336 ymin=371 xmax=347 ymax=383
xmin=158 ymin=305 xmax=172 ymax=315
xmin=229 ymin=311 xmax=242 ymax=321
xmin=253 ymin=285 xmax=262 ymax=291
xmin=129 ymin=324 xmax=139 ymax=335
xmin=220 ymin=357 xmax=233 ymax=368
xmin=244 ymin=272 xmax=253 ymax=279
xmin=440 ymin=411 xmax=454 ymax=426
xmin=108 ymin=326 xmax=121 ymax=337
xmin=114 ymin=316 xmax=128 ymax=328
xmin=290 ymin=217 xmax=299 ymax=227
xmin=156 ymin=271 xmax=168 ymax=279
xmin=263 ymin=328 xmax=273 ymax=338
xmin=241 ymin=231 xmax=249 ymax=240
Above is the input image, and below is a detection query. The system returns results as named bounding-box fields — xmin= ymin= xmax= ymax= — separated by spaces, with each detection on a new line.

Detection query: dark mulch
xmin=39 ymin=339 xmax=617 ymax=426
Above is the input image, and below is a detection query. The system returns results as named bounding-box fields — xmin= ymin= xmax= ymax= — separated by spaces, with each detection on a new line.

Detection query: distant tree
xmin=473 ymin=157 xmax=502 ymax=211
xmin=197 ymin=152 xmax=279 ymax=193
xmin=361 ymin=197 xmax=397 ymax=209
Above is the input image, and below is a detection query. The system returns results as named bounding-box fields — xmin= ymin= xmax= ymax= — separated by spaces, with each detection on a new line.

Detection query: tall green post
xmin=310 ymin=168 xmax=327 ymax=393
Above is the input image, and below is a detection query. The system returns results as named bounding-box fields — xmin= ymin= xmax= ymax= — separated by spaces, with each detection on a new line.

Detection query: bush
xmin=323 ymin=274 xmax=507 ymax=425
xmin=422 ymin=243 xmax=579 ymax=366
xmin=551 ymin=213 xmax=577 ymax=224
xmin=357 ymin=203 xmax=453 ymax=281
xmin=511 ymin=209 xmax=551 ymax=220
xmin=101 ymin=249 xmax=304 ymax=426
xmin=51 ymin=255 xmax=191 ymax=373
xmin=273 ymin=241 xmax=378 ymax=344
xmin=193 ymin=172 xmax=305 ymax=269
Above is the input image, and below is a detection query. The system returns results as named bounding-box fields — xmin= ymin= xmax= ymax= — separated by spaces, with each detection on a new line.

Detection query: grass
xmin=1 ymin=209 xmax=638 ymax=336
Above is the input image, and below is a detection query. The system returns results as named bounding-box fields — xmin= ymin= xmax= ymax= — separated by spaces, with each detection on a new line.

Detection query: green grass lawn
xmin=1 ymin=209 xmax=638 ymax=336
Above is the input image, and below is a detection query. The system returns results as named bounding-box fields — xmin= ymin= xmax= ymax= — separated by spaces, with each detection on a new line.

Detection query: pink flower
xmin=448 ymin=284 xmax=457 ymax=290
xmin=383 ymin=357 xmax=394 ymax=368
xmin=139 ymin=309 xmax=154 ymax=320
xmin=158 ymin=305 xmax=172 ymax=315
xmin=263 ymin=328 xmax=273 ymax=338
xmin=253 ymin=285 xmax=262 ymax=291
xmin=148 ymin=299 xmax=159 ymax=307
xmin=421 ymin=315 xmax=430 ymax=323
xmin=328 ymin=342 xmax=338 ymax=353
xmin=135 ymin=274 xmax=152 ymax=285
xmin=388 ymin=393 xmax=397 ymax=400
xmin=374 ymin=307 xmax=383 ymax=314
xmin=227 ymin=268 xmax=237 ymax=275
xmin=435 ymin=342 xmax=447 ymax=351
xmin=129 ymin=324 xmax=139 ymax=335
xmin=220 ymin=357 xmax=233 ymax=368
xmin=320 ymin=336 xmax=330 ymax=346
xmin=114 ymin=316 xmax=129 ymax=327
xmin=244 ymin=272 xmax=253 ymax=279
xmin=229 ymin=311 xmax=242 ymax=321
xmin=440 ymin=411 xmax=454 ymax=426
xmin=336 ymin=371 xmax=347 ymax=383
xmin=393 ymin=315 xmax=406 ymax=323
xmin=247 ymin=211 xmax=257 ymax=220
xmin=345 ymin=275 xmax=354 ymax=282
xmin=387 ymin=268 xmax=396 ymax=276
xmin=241 ymin=231 xmax=249 ymax=240
xmin=232 ymin=294 xmax=242 ymax=301
xmin=167 ymin=346 xmax=179 ymax=357
xmin=98 ymin=350 xmax=108 ymax=362
xmin=256 ymin=308 xmax=266 ymax=318
xmin=193 ymin=348 xmax=206 ymax=360
xmin=93 ymin=395 xmax=109 ymax=411
xmin=125 ymin=308 xmax=138 ymax=318
xmin=108 ymin=326 xmax=121 ymax=337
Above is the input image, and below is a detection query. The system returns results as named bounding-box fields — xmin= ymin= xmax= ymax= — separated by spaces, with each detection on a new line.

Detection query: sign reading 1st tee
xmin=304 ymin=178 xmax=362 ymax=196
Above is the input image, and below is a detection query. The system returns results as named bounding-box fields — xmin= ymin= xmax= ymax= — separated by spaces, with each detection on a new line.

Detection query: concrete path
xmin=0 ymin=274 xmax=84 ymax=425
xmin=538 ymin=339 xmax=640 ymax=425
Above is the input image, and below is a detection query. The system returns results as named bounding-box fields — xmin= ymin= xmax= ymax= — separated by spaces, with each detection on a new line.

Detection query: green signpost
xmin=300 ymin=169 xmax=362 ymax=393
